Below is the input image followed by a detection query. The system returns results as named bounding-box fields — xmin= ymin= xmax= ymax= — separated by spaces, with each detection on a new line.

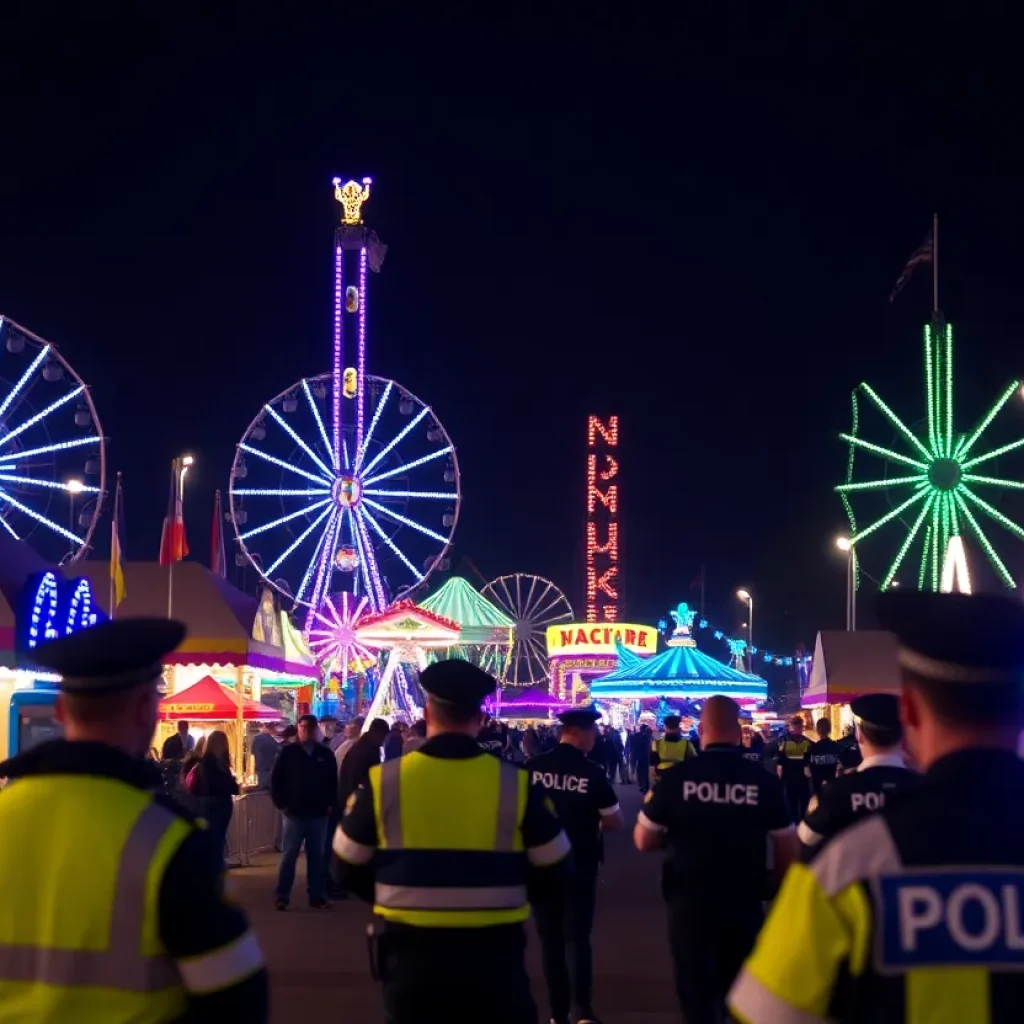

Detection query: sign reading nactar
xmin=546 ymin=623 xmax=658 ymax=657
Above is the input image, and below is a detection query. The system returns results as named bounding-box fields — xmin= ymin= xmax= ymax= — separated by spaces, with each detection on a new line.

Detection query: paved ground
xmin=233 ymin=785 xmax=680 ymax=1023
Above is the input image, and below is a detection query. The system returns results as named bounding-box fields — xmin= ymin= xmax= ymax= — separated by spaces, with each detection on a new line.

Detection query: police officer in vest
xmin=798 ymin=693 xmax=918 ymax=860
xmin=332 ymin=659 xmax=571 ymax=1024
xmin=526 ymin=705 xmax=624 ymax=1024
xmin=635 ymin=695 xmax=797 ymax=1024
xmin=776 ymin=714 xmax=813 ymax=823
xmin=650 ymin=714 xmax=697 ymax=788
xmin=0 ymin=619 xmax=268 ymax=1022
xmin=729 ymin=591 xmax=1024 ymax=1023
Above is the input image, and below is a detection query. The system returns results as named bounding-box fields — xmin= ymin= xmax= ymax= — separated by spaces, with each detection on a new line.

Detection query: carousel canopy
xmin=589 ymin=646 xmax=768 ymax=701
xmin=419 ymin=577 xmax=514 ymax=645
xmin=159 ymin=675 xmax=279 ymax=722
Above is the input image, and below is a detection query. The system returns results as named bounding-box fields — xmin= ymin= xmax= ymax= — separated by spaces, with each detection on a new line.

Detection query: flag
xmin=211 ymin=489 xmax=227 ymax=578
xmin=159 ymin=459 xmax=189 ymax=566
xmin=110 ymin=472 xmax=126 ymax=608
xmin=889 ymin=231 xmax=933 ymax=302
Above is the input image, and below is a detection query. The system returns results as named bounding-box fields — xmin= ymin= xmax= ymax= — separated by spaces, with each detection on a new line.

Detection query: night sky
xmin=3 ymin=6 xmax=1023 ymax=655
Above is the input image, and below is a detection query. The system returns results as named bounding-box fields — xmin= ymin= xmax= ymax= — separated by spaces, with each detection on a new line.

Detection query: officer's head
xmin=878 ymin=591 xmax=1024 ymax=769
xmin=557 ymin=706 xmax=601 ymax=751
xmin=663 ymin=715 xmax=682 ymax=733
xmin=698 ymin=695 xmax=742 ymax=745
xmin=789 ymin=716 xmax=804 ymax=736
xmin=419 ymin=660 xmax=496 ymax=738
xmin=815 ymin=717 xmax=831 ymax=739
xmin=33 ymin=618 xmax=186 ymax=760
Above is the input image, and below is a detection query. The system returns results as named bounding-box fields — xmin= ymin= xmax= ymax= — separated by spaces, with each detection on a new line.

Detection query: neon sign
xmin=18 ymin=571 xmax=104 ymax=655
xmin=586 ymin=415 xmax=619 ymax=622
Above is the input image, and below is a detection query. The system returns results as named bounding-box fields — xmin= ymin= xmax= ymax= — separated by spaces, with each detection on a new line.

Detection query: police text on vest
xmin=532 ymin=772 xmax=588 ymax=793
xmin=682 ymin=781 xmax=758 ymax=806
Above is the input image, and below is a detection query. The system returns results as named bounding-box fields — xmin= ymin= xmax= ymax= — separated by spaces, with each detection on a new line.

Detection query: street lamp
xmin=65 ymin=478 xmax=85 ymax=559
xmin=736 ymin=589 xmax=753 ymax=672
xmin=835 ymin=536 xmax=856 ymax=631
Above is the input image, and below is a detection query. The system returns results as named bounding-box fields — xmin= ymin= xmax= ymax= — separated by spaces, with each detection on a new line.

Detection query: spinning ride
xmin=229 ymin=179 xmax=462 ymax=617
xmin=0 ymin=317 xmax=105 ymax=563
xmin=837 ymin=320 xmax=1024 ymax=590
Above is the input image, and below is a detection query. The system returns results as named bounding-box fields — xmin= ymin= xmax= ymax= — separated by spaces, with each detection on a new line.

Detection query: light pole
xmin=66 ymin=478 xmax=84 ymax=561
xmin=835 ymin=536 xmax=856 ymax=631
xmin=736 ymin=589 xmax=753 ymax=672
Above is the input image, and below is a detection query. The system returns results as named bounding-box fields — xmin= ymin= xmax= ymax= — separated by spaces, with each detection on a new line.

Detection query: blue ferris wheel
xmin=229 ymin=178 xmax=462 ymax=613
xmin=0 ymin=317 xmax=106 ymax=564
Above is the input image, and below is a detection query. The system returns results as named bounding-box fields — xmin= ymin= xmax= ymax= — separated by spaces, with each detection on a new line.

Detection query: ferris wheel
xmin=230 ymin=372 xmax=460 ymax=610
xmin=0 ymin=316 xmax=105 ymax=563
xmin=481 ymin=574 xmax=574 ymax=686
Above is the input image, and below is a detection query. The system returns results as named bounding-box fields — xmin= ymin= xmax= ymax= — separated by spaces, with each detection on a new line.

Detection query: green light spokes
xmin=838 ymin=322 xmax=1024 ymax=590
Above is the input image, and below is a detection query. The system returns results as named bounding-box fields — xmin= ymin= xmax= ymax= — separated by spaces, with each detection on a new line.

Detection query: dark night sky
xmin=2 ymin=5 xmax=1023 ymax=653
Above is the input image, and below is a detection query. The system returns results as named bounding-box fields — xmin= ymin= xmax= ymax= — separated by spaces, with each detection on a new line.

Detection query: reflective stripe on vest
xmin=373 ymin=756 xmax=527 ymax=917
xmin=0 ymin=802 xmax=181 ymax=992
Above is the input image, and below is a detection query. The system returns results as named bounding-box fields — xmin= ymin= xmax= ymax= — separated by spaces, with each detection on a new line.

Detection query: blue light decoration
xmin=17 ymin=571 xmax=105 ymax=659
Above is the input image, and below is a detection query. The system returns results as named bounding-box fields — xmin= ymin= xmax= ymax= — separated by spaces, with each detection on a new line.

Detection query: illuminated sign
xmin=17 ymin=571 xmax=105 ymax=658
xmin=586 ymin=415 xmax=619 ymax=622
xmin=546 ymin=623 xmax=657 ymax=657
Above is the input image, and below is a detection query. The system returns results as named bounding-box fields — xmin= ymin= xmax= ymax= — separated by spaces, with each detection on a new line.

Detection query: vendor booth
xmin=802 ymin=630 xmax=901 ymax=735
xmin=546 ymin=621 xmax=658 ymax=702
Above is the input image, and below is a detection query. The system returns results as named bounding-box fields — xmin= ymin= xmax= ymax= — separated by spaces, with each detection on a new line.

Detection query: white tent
xmin=802 ymin=630 xmax=900 ymax=707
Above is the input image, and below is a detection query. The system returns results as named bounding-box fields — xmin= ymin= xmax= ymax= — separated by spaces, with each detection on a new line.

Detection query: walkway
xmin=233 ymin=785 xmax=680 ymax=1022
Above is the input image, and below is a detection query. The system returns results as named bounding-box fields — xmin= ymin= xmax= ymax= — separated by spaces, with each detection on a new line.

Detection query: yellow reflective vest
xmin=0 ymin=773 xmax=192 ymax=1021
xmin=652 ymin=735 xmax=696 ymax=771
xmin=370 ymin=750 xmax=529 ymax=928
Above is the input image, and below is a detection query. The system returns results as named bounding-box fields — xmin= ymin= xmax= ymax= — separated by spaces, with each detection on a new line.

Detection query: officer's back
xmin=730 ymin=591 xmax=1024 ymax=1023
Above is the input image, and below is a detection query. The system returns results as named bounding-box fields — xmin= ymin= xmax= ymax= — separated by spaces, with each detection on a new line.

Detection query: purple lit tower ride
xmin=229 ymin=180 xmax=462 ymax=709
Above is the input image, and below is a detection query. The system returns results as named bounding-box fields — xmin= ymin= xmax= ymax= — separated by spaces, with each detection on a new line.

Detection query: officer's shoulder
xmin=807 ymin=812 xmax=898 ymax=897
xmin=152 ymin=792 xmax=202 ymax=827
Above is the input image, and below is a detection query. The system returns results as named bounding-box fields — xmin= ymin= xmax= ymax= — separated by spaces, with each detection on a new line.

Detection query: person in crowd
xmin=332 ymin=660 xmax=570 ymax=1023
xmin=522 ymin=726 xmax=541 ymax=759
xmin=604 ymin=724 xmax=627 ymax=784
xmin=319 ymin=716 xmax=339 ymax=747
xmin=804 ymin=716 xmax=840 ymax=796
xmin=0 ymin=619 xmax=268 ymax=1021
xmin=528 ymin=705 xmax=623 ymax=1024
xmin=630 ymin=724 xmax=653 ymax=793
xmin=251 ymin=721 xmax=280 ymax=790
xmin=338 ymin=718 xmax=390 ymax=809
xmin=280 ymin=724 xmax=298 ymax=745
xmin=730 ymin=591 xmax=1024 ymax=1023
xmin=798 ymin=694 xmax=918 ymax=860
xmin=271 ymin=713 xmax=338 ymax=910
xmin=636 ymin=695 xmax=797 ymax=1024
xmin=650 ymin=715 xmax=697 ymax=788
xmin=383 ymin=721 xmax=406 ymax=761
xmin=187 ymin=729 xmax=239 ymax=866
xmin=332 ymin=716 xmax=363 ymax=754
xmin=402 ymin=718 xmax=427 ymax=754
xmin=161 ymin=719 xmax=194 ymax=760
xmin=478 ymin=715 xmax=506 ymax=757
xmin=740 ymin=725 xmax=764 ymax=766
xmin=776 ymin=715 xmax=812 ymax=822
xmin=836 ymin=721 xmax=862 ymax=773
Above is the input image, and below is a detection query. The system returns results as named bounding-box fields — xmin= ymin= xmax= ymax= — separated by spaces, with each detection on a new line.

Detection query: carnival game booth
xmin=489 ymin=686 xmax=571 ymax=723
xmin=801 ymin=630 xmax=901 ymax=736
xmin=546 ymin=621 xmax=658 ymax=703
xmin=589 ymin=603 xmax=767 ymax=721
xmin=419 ymin=576 xmax=514 ymax=680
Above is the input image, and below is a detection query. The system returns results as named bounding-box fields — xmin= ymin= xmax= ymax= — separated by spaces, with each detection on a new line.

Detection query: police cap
xmin=877 ymin=591 xmax=1024 ymax=686
xmin=557 ymin=704 xmax=602 ymax=728
xmin=419 ymin=659 xmax=496 ymax=710
xmin=32 ymin=618 xmax=186 ymax=696
xmin=663 ymin=714 xmax=682 ymax=729
xmin=850 ymin=693 xmax=900 ymax=731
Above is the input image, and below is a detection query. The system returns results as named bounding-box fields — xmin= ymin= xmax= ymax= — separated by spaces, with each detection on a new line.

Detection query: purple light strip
xmin=356 ymin=245 xmax=368 ymax=459
xmin=332 ymin=244 xmax=343 ymax=469
xmin=306 ymin=508 xmax=340 ymax=619
xmin=354 ymin=506 xmax=387 ymax=611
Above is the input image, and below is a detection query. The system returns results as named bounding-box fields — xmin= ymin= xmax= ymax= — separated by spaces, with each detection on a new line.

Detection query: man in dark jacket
xmin=337 ymin=718 xmax=389 ymax=808
xmin=271 ymin=714 xmax=338 ymax=910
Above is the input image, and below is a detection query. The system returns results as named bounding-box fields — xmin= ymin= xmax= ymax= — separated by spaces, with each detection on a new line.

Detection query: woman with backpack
xmin=185 ymin=730 xmax=239 ymax=865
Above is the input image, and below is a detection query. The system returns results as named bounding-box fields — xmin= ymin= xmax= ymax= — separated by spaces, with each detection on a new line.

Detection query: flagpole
xmin=109 ymin=474 xmax=118 ymax=619
xmin=932 ymin=212 xmax=939 ymax=317
xmin=167 ymin=458 xmax=178 ymax=620
xmin=700 ymin=564 xmax=705 ymax=619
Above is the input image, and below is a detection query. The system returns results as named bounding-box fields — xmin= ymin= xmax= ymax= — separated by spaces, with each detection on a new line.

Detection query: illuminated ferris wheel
xmin=229 ymin=177 xmax=462 ymax=615
xmin=0 ymin=316 xmax=105 ymax=563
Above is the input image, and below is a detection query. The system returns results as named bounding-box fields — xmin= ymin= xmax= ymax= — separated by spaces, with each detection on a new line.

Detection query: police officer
xmin=0 ymin=619 xmax=268 ymax=1021
xmin=332 ymin=660 xmax=571 ymax=1024
xmin=798 ymin=694 xmax=918 ymax=860
xmin=776 ymin=714 xmax=813 ymax=822
xmin=804 ymin=716 xmax=841 ymax=796
xmin=729 ymin=591 xmax=1024 ymax=1023
xmin=634 ymin=695 xmax=797 ymax=1024
xmin=527 ymin=706 xmax=624 ymax=1024
xmin=650 ymin=714 xmax=697 ymax=788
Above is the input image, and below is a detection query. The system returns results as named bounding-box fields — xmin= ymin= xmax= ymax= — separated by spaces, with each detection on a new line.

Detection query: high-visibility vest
xmin=653 ymin=736 xmax=695 ymax=770
xmin=370 ymin=750 xmax=529 ymax=928
xmin=0 ymin=774 xmax=192 ymax=1021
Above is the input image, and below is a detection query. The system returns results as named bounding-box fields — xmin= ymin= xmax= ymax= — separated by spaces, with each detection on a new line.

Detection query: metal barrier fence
xmin=226 ymin=790 xmax=281 ymax=867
